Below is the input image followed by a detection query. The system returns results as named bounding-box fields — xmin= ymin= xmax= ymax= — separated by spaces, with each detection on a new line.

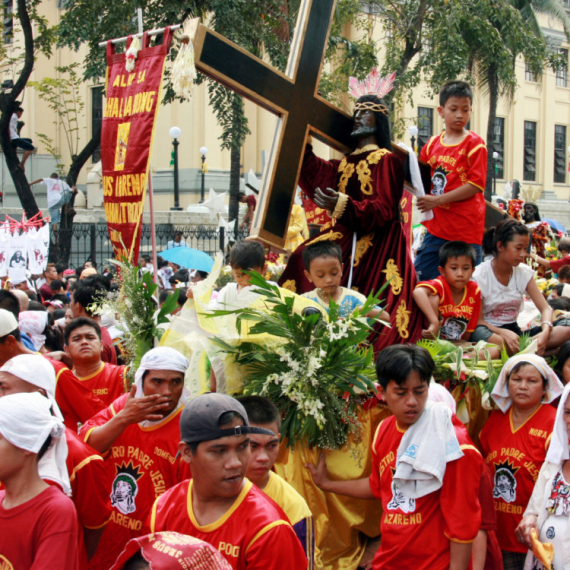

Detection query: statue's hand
xmin=314 ymin=187 xmax=339 ymax=211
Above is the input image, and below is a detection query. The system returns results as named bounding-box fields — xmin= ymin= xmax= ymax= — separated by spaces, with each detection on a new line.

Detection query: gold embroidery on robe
xmin=382 ymin=259 xmax=403 ymax=295
xmin=396 ymin=300 xmax=411 ymax=339
xmin=282 ymin=280 xmax=297 ymax=293
xmin=353 ymin=234 xmax=374 ymax=267
xmin=338 ymin=160 xmax=355 ymax=195
xmin=367 ymin=148 xmax=390 ymax=165
xmin=309 ymin=231 xmax=343 ymax=244
xmin=356 ymin=160 xmax=373 ymax=195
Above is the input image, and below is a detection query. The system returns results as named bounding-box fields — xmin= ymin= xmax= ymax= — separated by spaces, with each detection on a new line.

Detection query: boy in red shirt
xmin=413 ymin=240 xmax=481 ymax=341
xmin=64 ymin=317 xmax=128 ymax=407
xmin=415 ymin=81 xmax=488 ymax=281
xmin=530 ymin=236 xmax=570 ymax=275
xmin=149 ymin=392 xmax=308 ymax=569
xmin=0 ymin=392 xmax=80 ymax=570
xmin=307 ymin=345 xmax=482 ymax=570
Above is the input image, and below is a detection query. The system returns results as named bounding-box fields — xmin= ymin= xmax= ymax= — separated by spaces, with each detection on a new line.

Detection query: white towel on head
xmin=133 ymin=346 xmax=191 ymax=426
xmin=545 ymin=383 xmax=570 ymax=465
xmin=0 ymin=392 xmax=70 ymax=495
xmin=18 ymin=310 xmax=48 ymax=351
xmin=492 ymin=354 xmax=563 ymax=413
xmin=428 ymin=380 xmax=457 ymax=414
xmin=393 ymin=401 xmax=463 ymax=499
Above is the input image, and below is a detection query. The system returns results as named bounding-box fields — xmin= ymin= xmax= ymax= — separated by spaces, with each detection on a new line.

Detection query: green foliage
xmin=92 ymin=258 xmax=179 ymax=374
xmin=28 ymin=64 xmax=85 ymax=172
xmin=209 ymin=271 xmax=386 ymax=450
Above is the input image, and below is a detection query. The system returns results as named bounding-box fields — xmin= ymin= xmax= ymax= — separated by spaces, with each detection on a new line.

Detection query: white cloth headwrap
xmin=0 ymin=392 xmax=70 ymax=495
xmin=18 ymin=310 xmax=49 ymax=351
xmin=134 ymin=347 xmax=190 ymax=426
xmin=428 ymin=380 xmax=457 ymax=414
xmin=545 ymin=383 xmax=570 ymax=465
xmin=491 ymin=354 xmax=564 ymax=413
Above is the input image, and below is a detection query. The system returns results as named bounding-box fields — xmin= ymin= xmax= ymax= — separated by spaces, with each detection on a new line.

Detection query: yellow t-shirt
xmin=263 ymin=471 xmax=317 ymax=569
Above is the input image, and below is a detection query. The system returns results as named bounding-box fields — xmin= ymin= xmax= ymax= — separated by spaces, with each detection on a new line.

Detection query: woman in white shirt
xmin=516 ymin=383 xmax=570 ymax=569
xmin=471 ymin=218 xmax=570 ymax=356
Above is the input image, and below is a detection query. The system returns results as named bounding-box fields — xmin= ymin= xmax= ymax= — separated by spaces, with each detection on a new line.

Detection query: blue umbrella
xmin=542 ymin=218 xmax=567 ymax=234
xmin=159 ymin=247 xmax=214 ymax=273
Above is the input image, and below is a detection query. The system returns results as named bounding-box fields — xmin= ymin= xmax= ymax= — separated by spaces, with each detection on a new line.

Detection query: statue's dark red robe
xmin=279 ymin=145 xmax=424 ymax=352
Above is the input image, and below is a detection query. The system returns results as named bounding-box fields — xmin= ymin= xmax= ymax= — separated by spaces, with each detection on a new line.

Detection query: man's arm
xmin=29 ymin=178 xmax=43 ymax=186
xmin=85 ymin=386 xmax=170 ymax=454
xmin=306 ymin=453 xmax=375 ymax=499
xmin=449 ymin=541 xmax=473 ymax=570
xmin=529 ymin=253 xmax=552 ymax=269
xmin=417 ymin=182 xmax=480 ymax=213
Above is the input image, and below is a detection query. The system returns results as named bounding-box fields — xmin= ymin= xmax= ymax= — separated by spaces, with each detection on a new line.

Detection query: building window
xmin=493 ymin=117 xmax=505 ymax=179
xmin=91 ymin=86 xmax=104 ymax=163
xmin=525 ymin=62 xmax=537 ymax=83
xmin=3 ymin=0 xmax=13 ymax=45
xmin=417 ymin=107 xmax=433 ymax=154
xmin=554 ymin=125 xmax=567 ymax=184
xmin=557 ymin=49 xmax=568 ymax=88
xmin=524 ymin=121 xmax=537 ymax=182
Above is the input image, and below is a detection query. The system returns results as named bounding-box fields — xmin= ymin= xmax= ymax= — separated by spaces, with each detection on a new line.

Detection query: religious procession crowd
xmin=5 ymin=74 xmax=570 ymax=570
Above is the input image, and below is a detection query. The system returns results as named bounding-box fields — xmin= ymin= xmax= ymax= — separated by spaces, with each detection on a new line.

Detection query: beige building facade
xmin=1 ymin=2 xmax=570 ymax=214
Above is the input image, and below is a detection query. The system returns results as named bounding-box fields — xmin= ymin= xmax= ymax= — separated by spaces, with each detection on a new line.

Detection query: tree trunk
xmin=485 ymin=63 xmax=499 ymax=202
xmin=50 ymin=124 xmax=102 ymax=266
xmin=0 ymin=0 xmax=39 ymax=218
xmin=228 ymin=145 xmax=241 ymax=223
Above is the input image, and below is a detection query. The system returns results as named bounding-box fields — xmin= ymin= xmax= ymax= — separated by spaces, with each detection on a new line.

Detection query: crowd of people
xmin=4 ymin=75 xmax=570 ymax=570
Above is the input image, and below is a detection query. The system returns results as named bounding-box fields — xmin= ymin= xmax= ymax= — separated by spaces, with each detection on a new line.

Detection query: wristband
xmin=541 ymin=321 xmax=553 ymax=329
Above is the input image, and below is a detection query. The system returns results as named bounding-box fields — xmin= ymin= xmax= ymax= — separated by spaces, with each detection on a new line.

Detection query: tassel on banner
xmin=171 ymin=18 xmax=197 ymax=100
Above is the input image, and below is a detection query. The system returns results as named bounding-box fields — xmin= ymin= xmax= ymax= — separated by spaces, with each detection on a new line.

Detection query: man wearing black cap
xmin=149 ymin=393 xmax=308 ymax=569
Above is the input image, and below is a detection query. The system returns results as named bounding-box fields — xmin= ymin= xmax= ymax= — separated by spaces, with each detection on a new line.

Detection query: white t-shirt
xmin=9 ymin=113 xmax=18 ymax=140
xmin=43 ymin=178 xmax=71 ymax=208
xmin=472 ymin=259 xmax=535 ymax=326
xmin=210 ymin=281 xmax=277 ymax=311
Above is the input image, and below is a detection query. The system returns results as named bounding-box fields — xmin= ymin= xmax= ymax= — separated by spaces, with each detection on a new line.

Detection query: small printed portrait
xmin=493 ymin=467 xmax=517 ymax=503
xmin=440 ymin=318 xmax=467 ymax=341
xmin=110 ymin=473 xmax=138 ymax=515
xmin=387 ymin=481 xmax=416 ymax=514
xmin=431 ymin=172 xmax=447 ymax=196
xmin=9 ymin=251 xmax=26 ymax=268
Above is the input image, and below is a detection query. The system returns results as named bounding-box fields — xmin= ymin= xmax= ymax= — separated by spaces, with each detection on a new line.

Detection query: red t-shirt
xmin=44 ymin=356 xmax=106 ymax=431
xmin=420 ymin=131 xmax=487 ymax=244
xmin=415 ymin=276 xmax=481 ymax=340
xmin=479 ymin=404 xmax=556 ymax=553
xmin=80 ymin=395 xmax=190 ymax=570
xmin=246 ymin=194 xmax=257 ymax=210
xmin=0 ymin=485 xmax=80 ymax=570
xmin=550 ymin=255 xmax=570 ymax=274
xmin=149 ymin=478 xmax=308 ymax=570
xmin=73 ymin=362 xmax=128 ymax=409
xmin=369 ymin=414 xmax=482 ymax=570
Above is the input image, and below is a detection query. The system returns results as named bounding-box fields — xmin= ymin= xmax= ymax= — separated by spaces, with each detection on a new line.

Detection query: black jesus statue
xmin=279 ymin=70 xmax=424 ymax=352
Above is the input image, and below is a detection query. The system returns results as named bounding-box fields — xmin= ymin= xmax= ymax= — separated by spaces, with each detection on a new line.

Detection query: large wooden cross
xmin=189 ymin=1 xmax=505 ymax=248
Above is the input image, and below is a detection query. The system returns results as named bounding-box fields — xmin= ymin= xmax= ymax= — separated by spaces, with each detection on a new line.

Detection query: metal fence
xmin=53 ymin=223 xmax=248 ymax=271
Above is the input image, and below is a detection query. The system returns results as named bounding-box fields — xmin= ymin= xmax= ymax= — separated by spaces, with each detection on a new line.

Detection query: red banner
xmin=102 ymin=29 xmax=173 ymax=263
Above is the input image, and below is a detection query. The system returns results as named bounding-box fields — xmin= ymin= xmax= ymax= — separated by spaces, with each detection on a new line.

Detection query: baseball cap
xmin=0 ymin=308 xmax=18 ymax=337
xmin=180 ymin=392 xmax=276 ymax=444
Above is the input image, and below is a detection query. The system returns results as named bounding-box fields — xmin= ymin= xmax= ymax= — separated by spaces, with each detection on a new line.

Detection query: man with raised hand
xmin=149 ymin=392 xmax=308 ymax=569
xmin=0 ymin=354 xmax=111 ymax=568
xmin=80 ymin=347 xmax=191 ymax=570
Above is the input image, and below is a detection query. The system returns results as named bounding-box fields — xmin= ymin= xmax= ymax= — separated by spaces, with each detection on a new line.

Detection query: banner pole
xmin=148 ymin=172 xmax=158 ymax=285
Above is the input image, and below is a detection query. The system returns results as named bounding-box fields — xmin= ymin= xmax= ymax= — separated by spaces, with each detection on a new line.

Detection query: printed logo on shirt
xmin=387 ymin=468 xmax=416 ymax=513
xmin=110 ymin=461 xmax=143 ymax=515
xmin=430 ymin=165 xmax=450 ymax=196
xmin=493 ymin=460 xmax=519 ymax=503
xmin=0 ymin=555 xmax=14 ymax=570
xmin=440 ymin=317 xmax=468 ymax=341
